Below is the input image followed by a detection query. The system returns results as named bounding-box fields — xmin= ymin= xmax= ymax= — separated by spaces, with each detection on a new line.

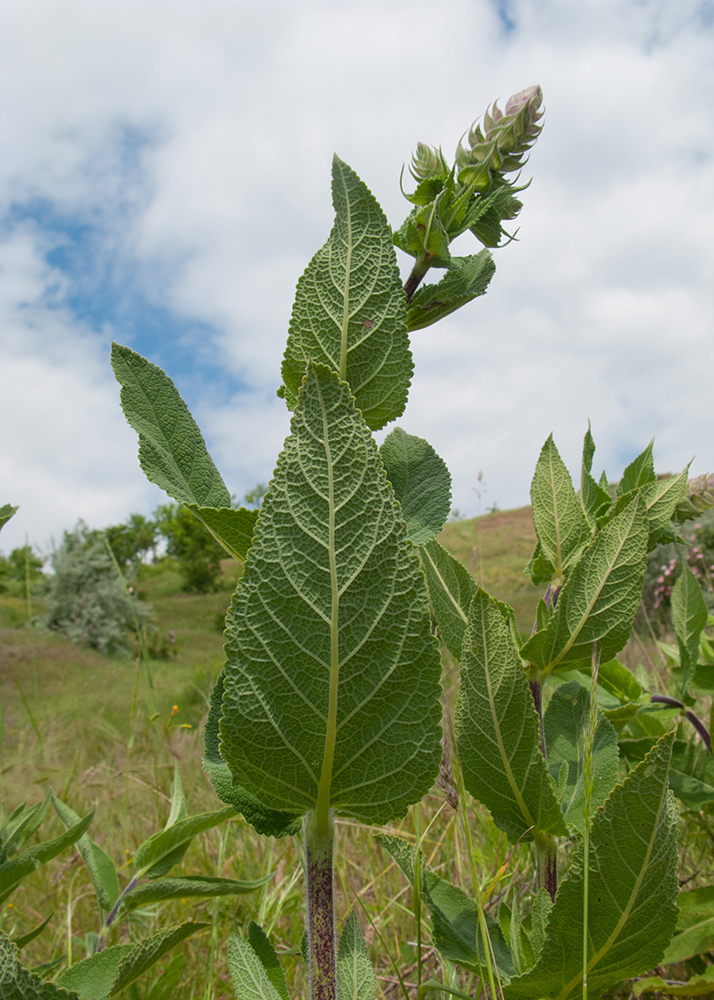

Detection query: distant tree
xmin=104 ymin=513 xmax=157 ymax=569
xmin=154 ymin=503 xmax=227 ymax=593
xmin=40 ymin=521 xmax=151 ymax=655
xmin=242 ymin=483 xmax=268 ymax=509
xmin=0 ymin=544 xmax=45 ymax=597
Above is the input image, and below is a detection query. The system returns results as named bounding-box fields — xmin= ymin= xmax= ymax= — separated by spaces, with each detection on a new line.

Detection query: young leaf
xmin=165 ymin=766 xmax=187 ymax=829
xmin=504 ymin=731 xmax=679 ymax=1000
xmin=0 ymin=929 xmax=81 ymax=999
xmin=109 ymin=922 xmax=208 ymax=996
xmin=203 ymin=672 xmax=300 ymax=838
xmin=219 ymin=362 xmax=442 ymax=825
xmin=280 ymin=157 xmax=412 ymax=431
xmin=12 ymin=912 xmax=53 ymax=950
xmin=406 ymin=252 xmax=495 ymax=331
xmin=530 ymin=435 xmax=592 ymax=578
xmin=580 ymin=427 xmax=611 ymax=524
xmin=521 ymin=496 xmax=648 ymax=675
xmin=608 ymin=468 xmax=690 ymax=547
xmin=132 ymin=806 xmax=235 ymax=878
xmin=247 ymin=922 xmax=290 ymax=1000
xmin=542 ymin=681 xmax=619 ymax=836
xmin=337 ymin=912 xmax=377 ymax=1000
xmin=671 ymin=561 xmax=708 ymax=694
xmin=616 ymin=439 xmax=656 ymax=497
xmin=0 ymin=798 xmax=48 ymax=865
xmin=120 ymin=875 xmax=271 ymax=913
xmin=0 ymin=812 xmax=93 ymax=906
xmin=0 ymin=504 xmax=18 ymax=532
xmin=50 ymin=793 xmax=119 ymax=913
xmin=57 ymin=943 xmax=133 ymax=998
xmin=419 ymin=539 xmax=476 ymax=660
xmin=379 ymin=428 xmax=451 ymax=544
xmin=456 ymin=589 xmax=567 ymax=842
xmin=227 ymin=931 xmax=284 ymax=1000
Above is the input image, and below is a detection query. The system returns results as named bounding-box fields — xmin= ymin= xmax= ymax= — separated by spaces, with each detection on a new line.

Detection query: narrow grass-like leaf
xmin=120 ymin=874 xmax=271 ymax=913
xmin=504 ymin=731 xmax=679 ymax=1000
xmin=12 ymin=913 xmax=53 ymax=950
xmin=132 ymin=807 xmax=235 ymax=878
xmin=0 ymin=930 xmax=80 ymax=999
xmin=671 ymin=561 xmax=708 ymax=693
xmin=219 ymin=362 xmax=442 ymax=824
xmin=0 ymin=799 xmax=48 ymax=865
xmin=379 ymin=428 xmax=451 ymax=544
xmin=662 ymin=885 xmax=714 ymax=964
xmin=419 ymin=539 xmax=476 ymax=660
xmin=542 ymin=681 xmax=619 ymax=836
xmin=0 ymin=504 xmax=18 ymax=532
xmin=109 ymin=922 xmax=208 ymax=996
xmin=456 ymin=589 xmax=566 ymax=841
xmin=247 ymin=922 xmax=290 ymax=1000
xmin=521 ymin=496 xmax=647 ymax=675
xmin=336 ymin=912 xmax=377 ymax=1000
xmin=227 ymin=932 xmax=284 ymax=1000
xmin=57 ymin=943 xmax=132 ymax=999
xmin=406 ymin=252 xmax=496 ymax=331
xmin=202 ymin=672 xmax=300 ymax=838
xmin=530 ymin=436 xmax=592 ymax=577
xmin=280 ymin=157 xmax=411 ymax=431
xmin=50 ymin=793 xmax=119 ymax=912
xmin=0 ymin=812 xmax=93 ymax=905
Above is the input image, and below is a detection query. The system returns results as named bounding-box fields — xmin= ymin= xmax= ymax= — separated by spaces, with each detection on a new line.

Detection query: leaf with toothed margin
xmin=0 ymin=505 xmax=18 ymax=532
xmin=279 ymin=157 xmax=412 ymax=431
xmin=530 ymin=435 xmax=593 ymax=577
xmin=406 ymin=251 xmax=496 ymax=331
xmin=379 ymin=428 xmax=451 ymax=545
xmin=1 ymin=930 xmax=81 ymax=998
xmin=419 ymin=540 xmax=476 ymax=661
xmin=219 ymin=361 xmax=442 ymax=825
xmin=337 ymin=912 xmax=377 ymax=1000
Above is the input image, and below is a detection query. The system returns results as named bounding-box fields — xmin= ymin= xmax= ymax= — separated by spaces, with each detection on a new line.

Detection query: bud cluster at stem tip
xmin=455 ymin=84 xmax=544 ymax=190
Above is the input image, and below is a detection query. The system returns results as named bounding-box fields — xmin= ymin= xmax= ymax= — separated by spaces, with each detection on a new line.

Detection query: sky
xmin=1 ymin=0 xmax=713 ymax=555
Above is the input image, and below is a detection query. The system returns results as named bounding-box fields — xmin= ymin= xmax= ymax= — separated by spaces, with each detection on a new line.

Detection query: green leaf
xmin=226 ymin=931 xmax=284 ymax=1000
xmin=164 ymin=766 xmax=187 ymax=829
xmin=419 ymin=540 xmax=476 ymax=661
xmin=202 ymin=672 xmax=300 ymax=838
xmin=109 ymin=922 xmax=208 ymax=996
xmin=376 ymin=834 xmax=514 ymax=980
xmin=336 ymin=912 xmax=377 ymax=1000
xmin=247 ymin=923 xmax=289 ymax=1000
xmin=0 ymin=812 xmax=93 ymax=906
xmin=663 ymin=885 xmax=714 ymax=965
xmin=521 ymin=496 xmax=648 ymax=675
xmin=542 ymin=681 xmax=619 ymax=836
xmin=523 ymin=541 xmax=555 ymax=587
xmin=280 ymin=157 xmax=412 ymax=431
xmin=186 ymin=504 xmax=258 ymax=563
xmin=456 ymin=589 xmax=567 ymax=842
xmin=57 ymin=944 xmax=133 ymax=999
xmin=595 ymin=659 xmax=643 ymax=704
xmin=0 ymin=930 xmax=81 ymax=999
xmin=12 ymin=913 xmax=53 ymax=950
xmin=379 ymin=428 xmax=451 ymax=544
xmin=120 ymin=875 xmax=271 ymax=913
xmin=392 ymin=200 xmax=451 ymax=265
xmin=132 ymin=807 xmax=235 ymax=878
xmin=219 ymin=362 xmax=442 ymax=825
xmin=0 ymin=799 xmax=48 ymax=865
xmin=668 ymin=743 xmax=714 ymax=809
xmin=530 ymin=436 xmax=592 ymax=578
xmin=406 ymin=252 xmax=495 ymax=331
xmin=617 ymin=439 xmax=656 ymax=497
xmin=504 ymin=731 xmax=679 ymax=1000
xmin=0 ymin=504 xmax=18 ymax=532
xmin=50 ymin=793 xmax=119 ymax=913
xmin=632 ymin=968 xmax=714 ymax=996
xmin=671 ymin=561 xmax=709 ymax=694
xmin=609 ymin=468 xmax=691 ymax=547
xmin=529 ymin=889 xmax=552 ymax=962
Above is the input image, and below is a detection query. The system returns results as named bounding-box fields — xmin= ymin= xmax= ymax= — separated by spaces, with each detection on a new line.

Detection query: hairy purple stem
xmin=305 ymin=814 xmax=337 ymax=1000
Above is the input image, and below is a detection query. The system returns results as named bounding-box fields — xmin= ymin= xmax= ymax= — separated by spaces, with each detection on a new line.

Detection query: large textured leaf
xmin=456 ymin=590 xmax=567 ymax=841
xmin=202 ymin=673 xmax=300 ymax=838
xmin=50 ymin=793 xmax=119 ymax=913
xmin=609 ymin=467 xmax=690 ymax=546
xmin=0 ymin=930 xmax=80 ymax=999
xmin=419 ymin=540 xmax=476 ymax=660
xmin=57 ymin=944 xmax=132 ymax=999
xmin=109 ymin=922 xmax=208 ymax=996
xmin=521 ymin=496 xmax=647 ymax=675
xmin=530 ymin=436 xmax=592 ymax=577
xmin=617 ymin=439 xmax=655 ymax=497
xmin=671 ymin=561 xmax=708 ymax=693
xmin=0 ymin=812 xmax=93 ymax=905
xmin=337 ymin=912 xmax=377 ymax=1000
xmin=111 ymin=344 xmax=257 ymax=561
xmin=247 ymin=923 xmax=289 ymax=1000
xmin=219 ymin=362 xmax=442 ymax=824
xmin=504 ymin=731 xmax=679 ymax=1000
xmin=542 ymin=681 xmax=619 ymax=836
xmin=279 ymin=157 xmax=411 ymax=431
xmin=379 ymin=428 xmax=451 ymax=544
xmin=227 ymin=932 xmax=284 ymax=1000
xmin=406 ymin=251 xmax=495 ymax=331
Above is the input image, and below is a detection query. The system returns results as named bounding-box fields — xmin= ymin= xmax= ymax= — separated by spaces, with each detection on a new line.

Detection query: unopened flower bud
xmin=675 ymin=473 xmax=714 ymax=521
xmin=457 ymin=84 xmax=544 ymax=189
xmin=410 ymin=141 xmax=448 ymax=181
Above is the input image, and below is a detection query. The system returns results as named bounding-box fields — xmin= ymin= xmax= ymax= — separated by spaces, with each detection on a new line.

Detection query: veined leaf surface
xmin=504 ymin=732 xmax=679 ymax=1000
xmin=456 ymin=589 xmax=567 ymax=841
xmin=671 ymin=561 xmax=708 ymax=692
xmin=1 ymin=930 xmax=80 ymax=999
xmin=406 ymin=251 xmax=495 ymax=331
xmin=379 ymin=428 xmax=451 ymax=545
xmin=219 ymin=362 xmax=442 ymax=824
xmin=419 ymin=540 xmax=476 ymax=661
xmin=337 ymin=912 xmax=377 ymax=1000
xmin=280 ymin=157 xmax=411 ymax=430
xmin=531 ymin=435 xmax=592 ymax=577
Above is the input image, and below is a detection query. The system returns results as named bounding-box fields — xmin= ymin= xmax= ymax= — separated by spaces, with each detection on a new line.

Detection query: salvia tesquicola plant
xmin=5 ymin=83 xmax=714 ymax=1000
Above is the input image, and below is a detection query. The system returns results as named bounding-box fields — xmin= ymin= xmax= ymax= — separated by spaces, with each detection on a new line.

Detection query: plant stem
xmin=304 ymin=811 xmax=337 ymax=1000
xmin=533 ymin=831 xmax=557 ymax=902
xmin=528 ymin=674 xmax=546 ymax=760
xmin=403 ymin=254 xmax=433 ymax=304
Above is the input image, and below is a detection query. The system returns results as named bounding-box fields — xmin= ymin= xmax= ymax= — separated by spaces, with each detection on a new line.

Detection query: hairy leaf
xmin=109 ymin=922 xmax=208 ymax=996
xmin=132 ymin=806 xmax=235 ymax=878
xmin=50 ymin=793 xmax=119 ymax=913
xmin=521 ymin=496 xmax=647 ymax=675
xmin=337 ymin=912 xmax=377 ymax=1000
xmin=247 ymin=923 xmax=289 ymax=1000
xmin=0 ymin=504 xmax=18 ymax=532
xmin=121 ymin=875 xmax=271 ymax=913
xmin=0 ymin=799 xmax=48 ymax=866
xmin=671 ymin=561 xmax=708 ymax=694
xmin=456 ymin=589 xmax=567 ymax=841
xmin=0 ymin=812 xmax=93 ymax=906
xmin=419 ymin=539 xmax=476 ymax=660
xmin=0 ymin=930 xmax=80 ymax=999
xmin=379 ymin=428 xmax=451 ymax=544
xmin=227 ymin=932 xmax=284 ymax=1000
xmin=406 ymin=252 xmax=495 ymax=331
xmin=57 ymin=943 xmax=132 ymax=998
xmin=219 ymin=362 xmax=442 ymax=825
xmin=504 ymin=732 xmax=679 ymax=1000
xmin=530 ymin=435 xmax=592 ymax=577
xmin=280 ymin=157 xmax=411 ymax=431
xmin=617 ymin=439 xmax=655 ymax=497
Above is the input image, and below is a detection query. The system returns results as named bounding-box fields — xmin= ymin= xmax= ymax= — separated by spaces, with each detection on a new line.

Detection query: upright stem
xmin=528 ymin=673 xmax=546 ymax=760
xmin=304 ymin=811 xmax=337 ymax=1000
xmin=534 ymin=831 xmax=558 ymax=902
xmin=403 ymin=254 xmax=433 ymax=304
